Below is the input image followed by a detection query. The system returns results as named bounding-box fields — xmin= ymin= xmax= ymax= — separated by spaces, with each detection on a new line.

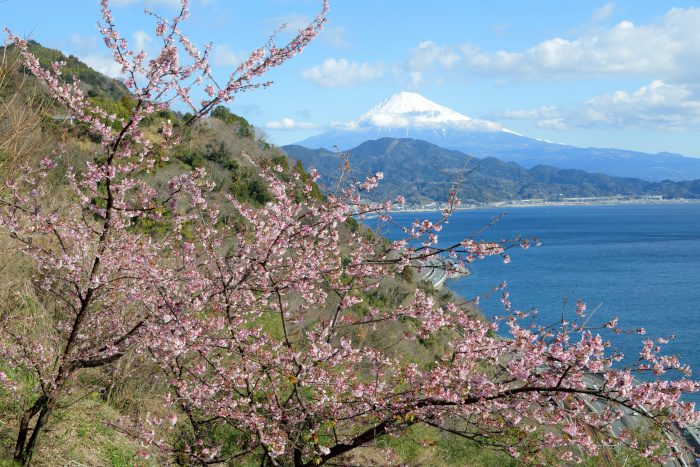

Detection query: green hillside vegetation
xmin=0 ymin=43 xmax=553 ymax=466
xmin=22 ymin=40 xmax=129 ymax=100
xmin=283 ymin=138 xmax=700 ymax=204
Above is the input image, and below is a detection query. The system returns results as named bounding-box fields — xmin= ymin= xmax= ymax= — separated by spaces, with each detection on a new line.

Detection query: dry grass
xmin=0 ymin=44 xmax=55 ymax=189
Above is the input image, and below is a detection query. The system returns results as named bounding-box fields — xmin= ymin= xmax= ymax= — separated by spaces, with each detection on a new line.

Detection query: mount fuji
xmin=294 ymin=92 xmax=700 ymax=182
xmin=296 ymin=91 xmax=518 ymax=151
xmin=351 ymin=91 xmax=503 ymax=133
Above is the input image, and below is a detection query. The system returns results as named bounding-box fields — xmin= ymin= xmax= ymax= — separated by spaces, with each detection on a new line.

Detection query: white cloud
xmin=459 ymin=43 xmax=482 ymax=59
xmin=392 ymin=41 xmax=461 ymax=86
xmin=211 ymin=44 xmax=245 ymax=67
xmin=366 ymin=114 xmax=410 ymax=128
xmin=579 ymin=80 xmax=700 ymax=129
xmin=364 ymin=114 xmax=502 ymax=132
xmin=66 ymin=30 xmax=157 ymax=79
xmin=320 ymin=26 xmax=351 ymax=48
xmin=381 ymin=7 xmax=700 ymax=86
xmin=81 ymin=54 xmax=124 ymax=79
xmin=329 ymin=117 xmax=502 ymax=132
xmin=300 ymin=59 xmax=386 ymax=88
xmin=501 ymin=81 xmax=700 ymax=131
xmin=450 ymin=119 xmax=503 ymax=132
xmin=264 ymin=118 xmax=321 ymax=130
xmin=303 ymin=7 xmax=700 ymax=90
xmin=404 ymin=41 xmax=460 ymax=71
xmin=406 ymin=71 xmax=423 ymax=87
xmin=329 ymin=121 xmax=358 ymax=130
xmin=591 ymin=3 xmax=616 ymax=23
xmin=133 ymin=30 xmax=153 ymax=53
xmin=537 ymin=119 xmax=571 ymax=131
xmin=65 ymin=34 xmax=121 ymax=78
xmin=465 ymin=7 xmax=700 ymax=83
xmin=389 ymin=41 xmax=488 ymax=89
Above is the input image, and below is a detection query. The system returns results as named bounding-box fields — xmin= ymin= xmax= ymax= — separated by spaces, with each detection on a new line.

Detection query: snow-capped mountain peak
xmin=352 ymin=91 xmax=501 ymax=132
xmin=294 ymin=91 xmax=513 ymax=153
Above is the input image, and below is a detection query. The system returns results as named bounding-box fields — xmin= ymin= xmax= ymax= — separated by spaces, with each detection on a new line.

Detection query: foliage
xmin=2 ymin=40 xmax=129 ymax=100
xmin=210 ymin=105 xmax=254 ymax=139
xmin=293 ymin=159 xmax=325 ymax=201
xmin=398 ymin=264 xmax=414 ymax=282
xmin=1 ymin=1 xmax=699 ymax=467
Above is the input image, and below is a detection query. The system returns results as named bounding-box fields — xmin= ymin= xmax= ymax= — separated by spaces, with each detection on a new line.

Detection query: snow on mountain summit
xmin=354 ymin=92 xmax=470 ymax=127
xmin=352 ymin=92 xmax=502 ymax=132
xmin=294 ymin=91 xmax=518 ymax=153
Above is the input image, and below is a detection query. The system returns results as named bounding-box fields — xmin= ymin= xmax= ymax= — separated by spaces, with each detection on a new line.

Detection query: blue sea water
xmin=385 ymin=203 xmax=700 ymax=403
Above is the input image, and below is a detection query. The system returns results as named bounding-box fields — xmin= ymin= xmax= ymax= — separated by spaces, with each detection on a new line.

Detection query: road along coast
xmin=412 ymin=255 xmax=470 ymax=289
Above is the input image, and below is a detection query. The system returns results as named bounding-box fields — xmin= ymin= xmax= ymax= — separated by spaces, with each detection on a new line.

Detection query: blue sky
xmin=3 ymin=0 xmax=700 ymax=158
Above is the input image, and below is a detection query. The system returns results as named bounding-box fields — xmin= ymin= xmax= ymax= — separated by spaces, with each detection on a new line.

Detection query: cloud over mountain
xmin=300 ymin=59 xmax=387 ymax=88
xmin=396 ymin=7 xmax=700 ymax=84
xmin=499 ymin=81 xmax=700 ymax=131
xmin=264 ymin=118 xmax=321 ymax=130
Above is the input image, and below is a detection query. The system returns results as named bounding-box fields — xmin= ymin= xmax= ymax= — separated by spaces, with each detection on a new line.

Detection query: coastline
xmin=388 ymin=197 xmax=700 ymax=214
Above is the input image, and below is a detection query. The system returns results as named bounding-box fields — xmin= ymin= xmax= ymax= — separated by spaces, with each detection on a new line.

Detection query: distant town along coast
xmin=390 ymin=195 xmax=700 ymax=213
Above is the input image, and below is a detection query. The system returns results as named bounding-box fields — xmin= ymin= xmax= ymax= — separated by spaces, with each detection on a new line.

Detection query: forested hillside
xmin=284 ymin=138 xmax=700 ymax=204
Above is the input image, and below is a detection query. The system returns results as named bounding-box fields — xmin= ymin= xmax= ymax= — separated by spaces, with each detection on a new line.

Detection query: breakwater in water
xmin=412 ymin=255 xmax=469 ymax=289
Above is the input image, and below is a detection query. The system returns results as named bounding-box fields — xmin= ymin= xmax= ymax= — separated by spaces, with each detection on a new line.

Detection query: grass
xmin=378 ymin=424 xmax=520 ymax=467
xmin=0 ymin=393 xmax=160 ymax=467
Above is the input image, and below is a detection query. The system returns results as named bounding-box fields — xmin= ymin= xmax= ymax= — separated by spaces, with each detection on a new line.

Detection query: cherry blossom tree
xmin=1 ymin=0 xmax=328 ymax=464
xmin=1 ymin=0 xmax=699 ymax=466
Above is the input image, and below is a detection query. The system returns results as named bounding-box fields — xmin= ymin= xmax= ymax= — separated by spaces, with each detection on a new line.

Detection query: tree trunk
xmin=13 ymin=394 xmax=52 ymax=466
xmin=21 ymin=402 xmax=52 ymax=467
xmin=13 ymin=394 xmax=47 ymax=463
xmin=294 ymin=447 xmax=303 ymax=467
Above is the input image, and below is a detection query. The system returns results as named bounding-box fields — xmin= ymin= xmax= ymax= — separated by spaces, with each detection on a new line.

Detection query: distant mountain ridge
xmin=283 ymin=138 xmax=700 ymax=204
xmin=295 ymin=92 xmax=700 ymax=182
